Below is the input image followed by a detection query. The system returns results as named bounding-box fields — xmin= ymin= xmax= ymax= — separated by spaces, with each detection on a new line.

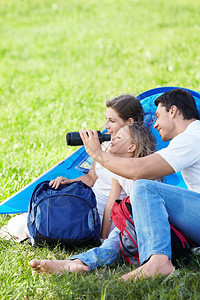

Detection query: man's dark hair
xmin=155 ymin=89 xmax=199 ymax=120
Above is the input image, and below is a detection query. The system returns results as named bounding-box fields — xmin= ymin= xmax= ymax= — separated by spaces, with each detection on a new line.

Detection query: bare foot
xmin=121 ymin=255 xmax=175 ymax=281
xmin=29 ymin=259 xmax=90 ymax=274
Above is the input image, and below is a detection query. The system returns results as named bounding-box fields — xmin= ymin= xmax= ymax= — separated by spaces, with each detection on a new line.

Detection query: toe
xmin=29 ymin=260 xmax=40 ymax=268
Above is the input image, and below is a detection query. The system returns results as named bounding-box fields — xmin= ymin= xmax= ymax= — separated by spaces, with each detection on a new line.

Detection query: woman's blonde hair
xmin=128 ymin=124 xmax=156 ymax=158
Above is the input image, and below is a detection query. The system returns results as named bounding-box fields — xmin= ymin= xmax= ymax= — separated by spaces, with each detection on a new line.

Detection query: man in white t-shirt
xmin=78 ymin=88 xmax=200 ymax=280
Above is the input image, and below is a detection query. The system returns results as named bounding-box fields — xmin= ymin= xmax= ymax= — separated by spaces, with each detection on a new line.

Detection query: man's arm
xmin=79 ymin=129 xmax=175 ymax=180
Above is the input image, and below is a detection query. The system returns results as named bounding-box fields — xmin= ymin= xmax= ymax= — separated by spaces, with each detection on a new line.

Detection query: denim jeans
xmin=70 ymin=226 xmax=122 ymax=270
xmin=131 ymin=179 xmax=200 ymax=265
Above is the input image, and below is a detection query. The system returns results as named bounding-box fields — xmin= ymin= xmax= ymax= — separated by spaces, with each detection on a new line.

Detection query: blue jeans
xmin=131 ymin=179 xmax=200 ymax=265
xmin=71 ymin=227 xmax=122 ymax=270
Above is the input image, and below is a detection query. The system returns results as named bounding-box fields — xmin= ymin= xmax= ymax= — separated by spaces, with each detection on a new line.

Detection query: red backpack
xmin=111 ymin=197 xmax=194 ymax=267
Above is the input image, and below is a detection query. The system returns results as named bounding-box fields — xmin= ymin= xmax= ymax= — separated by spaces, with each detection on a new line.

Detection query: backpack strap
xmin=111 ymin=197 xmax=139 ymax=265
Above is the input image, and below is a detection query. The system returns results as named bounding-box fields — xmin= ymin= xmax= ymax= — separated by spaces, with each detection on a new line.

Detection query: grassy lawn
xmin=1 ymin=0 xmax=200 ymax=298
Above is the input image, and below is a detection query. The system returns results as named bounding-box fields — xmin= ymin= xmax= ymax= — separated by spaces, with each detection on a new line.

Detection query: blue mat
xmin=1 ymin=86 xmax=200 ymax=214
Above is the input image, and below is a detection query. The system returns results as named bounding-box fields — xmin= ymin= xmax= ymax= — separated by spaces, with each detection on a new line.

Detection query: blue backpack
xmin=27 ymin=181 xmax=101 ymax=249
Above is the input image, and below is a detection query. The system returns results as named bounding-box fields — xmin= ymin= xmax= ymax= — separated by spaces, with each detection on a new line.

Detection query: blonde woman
xmin=29 ymin=123 xmax=156 ymax=274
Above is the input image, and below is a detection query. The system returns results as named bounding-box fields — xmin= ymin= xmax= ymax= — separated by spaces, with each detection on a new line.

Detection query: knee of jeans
xmin=131 ymin=179 xmax=153 ymax=205
xmin=132 ymin=179 xmax=150 ymax=193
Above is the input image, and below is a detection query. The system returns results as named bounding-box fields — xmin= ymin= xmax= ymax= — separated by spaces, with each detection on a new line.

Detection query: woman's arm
xmin=71 ymin=161 xmax=98 ymax=186
xmin=101 ymin=178 xmax=122 ymax=240
xmin=49 ymin=161 xmax=98 ymax=189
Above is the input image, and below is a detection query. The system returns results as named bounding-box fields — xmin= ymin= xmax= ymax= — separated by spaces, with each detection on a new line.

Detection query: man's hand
xmin=79 ymin=128 xmax=103 ymax=159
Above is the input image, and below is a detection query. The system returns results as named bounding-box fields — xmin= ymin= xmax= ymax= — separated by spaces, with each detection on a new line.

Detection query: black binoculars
xmin=66 ymin=131 xmax=111 ymax=146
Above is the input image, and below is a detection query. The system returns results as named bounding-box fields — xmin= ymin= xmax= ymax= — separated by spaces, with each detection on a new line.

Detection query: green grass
xmin=1 ymin=0 xmax=200 ymax=298
xmin=1 ymin=241 xmax=200 ymax=300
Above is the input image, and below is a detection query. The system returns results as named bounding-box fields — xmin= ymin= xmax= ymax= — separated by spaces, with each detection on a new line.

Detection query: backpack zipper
xmin=33 ymin=194 xmax=95 ymax=222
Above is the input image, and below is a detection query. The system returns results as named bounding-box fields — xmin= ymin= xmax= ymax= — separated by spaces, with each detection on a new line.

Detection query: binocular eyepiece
xmin=66 ymin=131 xmax=111 ymax=146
